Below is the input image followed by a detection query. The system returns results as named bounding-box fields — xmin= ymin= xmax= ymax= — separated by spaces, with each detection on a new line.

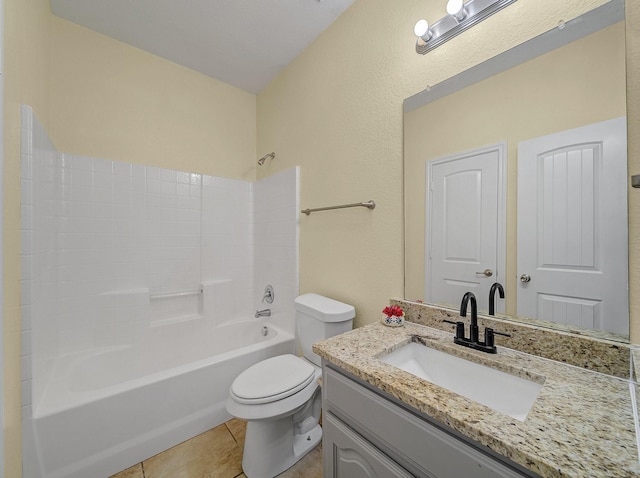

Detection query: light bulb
xmin=446 ymin=0 xmax=467 ymax=21
xmin=414 ymin=19 xmax=432 ymax=42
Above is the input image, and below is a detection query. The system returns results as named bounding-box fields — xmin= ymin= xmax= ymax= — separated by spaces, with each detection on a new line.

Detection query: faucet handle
xmin=443 ymin=319 xmax=465 ymax=340
xmin=493 ymin=330 xmax=511 ymax=337
xmin=262 ymin=285 xmax=274 ymax=304
xmin=484 ymin=328 xmax=511 ymax=348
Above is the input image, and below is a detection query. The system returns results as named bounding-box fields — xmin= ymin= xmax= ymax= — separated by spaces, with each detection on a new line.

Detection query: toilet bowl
xmin=227 ymin=354 xmax=322 ymax=477
xmin=226 ymin=294 xmax=355 ymax=478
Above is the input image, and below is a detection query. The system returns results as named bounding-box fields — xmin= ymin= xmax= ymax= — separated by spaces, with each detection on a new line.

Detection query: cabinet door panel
xmin=324 ymin=412 xmax=414 ymax=478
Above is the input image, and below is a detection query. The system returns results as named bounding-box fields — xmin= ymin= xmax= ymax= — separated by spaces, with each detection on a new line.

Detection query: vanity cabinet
xmin=322 ymin=364 xmax=538 ymax=478
xmin=324 ymin=413 xmax=414 ymax=478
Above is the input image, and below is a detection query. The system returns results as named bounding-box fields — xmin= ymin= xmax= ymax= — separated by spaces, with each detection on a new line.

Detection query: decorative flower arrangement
xmin=383 ymin=305 xmax=403 ymax=317
xmin=381 ymin=305 xmax=405 ymax=327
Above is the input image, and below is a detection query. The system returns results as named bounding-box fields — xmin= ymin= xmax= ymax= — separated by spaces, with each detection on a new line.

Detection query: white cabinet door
xmin=323 ymin=413 xmax=413 ymax=478
xmin=426 ymin=143 xmax=506 ymax=312
xmin=517 ymin=117 xmax=628 ymax=335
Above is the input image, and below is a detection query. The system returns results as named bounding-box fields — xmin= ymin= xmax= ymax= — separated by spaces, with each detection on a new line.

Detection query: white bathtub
xmin=25 ymin=321 xmax=295 ymax=478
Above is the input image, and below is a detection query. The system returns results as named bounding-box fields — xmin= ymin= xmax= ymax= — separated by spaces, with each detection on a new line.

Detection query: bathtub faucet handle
xmin=262 ymin=285 xmax=274 ymax=304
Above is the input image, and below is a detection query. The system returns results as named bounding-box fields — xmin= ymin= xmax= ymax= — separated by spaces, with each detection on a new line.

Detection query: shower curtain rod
xmin=301 ymin=200 xmax=376 ymax=216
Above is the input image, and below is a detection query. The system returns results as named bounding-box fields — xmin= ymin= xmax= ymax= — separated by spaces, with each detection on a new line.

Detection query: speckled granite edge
xmin=631 ymin=348 xmax=640 ymax=382
xmin=313 ymin=322 xmax=640 ymax=478
xmin=391 ymin=299 xmax=631 ymax=379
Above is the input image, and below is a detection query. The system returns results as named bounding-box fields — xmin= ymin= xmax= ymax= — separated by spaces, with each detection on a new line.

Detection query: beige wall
xmin=4 ymin=0 xmax=639 ymax=475
xmin=256 ymin=0 xmax=615 ymax=329
xmin=404 ymin=23 xmax=626 ymax=316
xmin=51 ymin=17 xmax=257 ymax=180
xmin=627 ymin=0 xmax=640 ymax=342
xmin=4 ymin=0 xmax=52 ymax=474
xmin=4 ymin=9 xmax=257 ymax=477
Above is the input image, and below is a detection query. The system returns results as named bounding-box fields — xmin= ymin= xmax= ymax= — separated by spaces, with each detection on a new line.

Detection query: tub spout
xmin=255 ymin=308 xmax=271 ymax=318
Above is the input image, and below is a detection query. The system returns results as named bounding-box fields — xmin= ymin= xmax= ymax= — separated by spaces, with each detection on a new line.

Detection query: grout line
xmin=225 ymin=422 xmax=240 ymax=445
xmin=141 ymin=461 xmax=146 ymax=477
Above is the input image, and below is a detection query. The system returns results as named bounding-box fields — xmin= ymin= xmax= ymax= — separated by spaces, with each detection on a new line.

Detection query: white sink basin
xmin=381 ymin=342 xmax=543 ymax=421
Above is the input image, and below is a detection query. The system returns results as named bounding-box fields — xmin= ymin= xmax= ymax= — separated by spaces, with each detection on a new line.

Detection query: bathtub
xmin=26 ymin=321 xmax=295 ymax=478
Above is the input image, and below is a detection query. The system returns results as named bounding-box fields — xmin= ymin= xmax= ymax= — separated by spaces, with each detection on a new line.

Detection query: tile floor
xmin=109 ymin=418 xmax=323 ymax=478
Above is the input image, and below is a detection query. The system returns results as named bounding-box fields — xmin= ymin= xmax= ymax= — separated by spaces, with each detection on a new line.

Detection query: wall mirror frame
xmin=403 ymin=0 xmax=629 ymax=342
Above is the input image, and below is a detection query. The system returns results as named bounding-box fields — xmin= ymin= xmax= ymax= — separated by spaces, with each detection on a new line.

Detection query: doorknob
xmin=520 ymin=274 xmax=531 ymax=283
xmin=476 ymin=269 xmax=493 ymax=277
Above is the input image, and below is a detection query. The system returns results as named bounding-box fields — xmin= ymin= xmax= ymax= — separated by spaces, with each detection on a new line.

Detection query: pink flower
xmin=382 ymin=305 xmax=403 ymax=317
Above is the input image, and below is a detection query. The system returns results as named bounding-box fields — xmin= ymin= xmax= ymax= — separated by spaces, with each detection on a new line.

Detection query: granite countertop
xmin=312 ymin=321 xmax=640 ymax=478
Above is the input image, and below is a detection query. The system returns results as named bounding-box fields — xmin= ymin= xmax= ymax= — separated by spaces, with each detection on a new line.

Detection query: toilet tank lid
xmin=294 ymin=293 xmax=355 ymax=322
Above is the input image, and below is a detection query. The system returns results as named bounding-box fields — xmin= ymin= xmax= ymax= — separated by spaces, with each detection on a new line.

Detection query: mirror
xmin=404 ymin=0 xmax=629 ymax=341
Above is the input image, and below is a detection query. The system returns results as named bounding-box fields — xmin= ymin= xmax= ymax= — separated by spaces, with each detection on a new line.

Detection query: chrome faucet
xmin=488 ymin=282 xmax=505 ymax=316
xmin=442 ymin=291 xmax=511 ymax=354
xmin=255 ymin=308 xmax=271 ymax=318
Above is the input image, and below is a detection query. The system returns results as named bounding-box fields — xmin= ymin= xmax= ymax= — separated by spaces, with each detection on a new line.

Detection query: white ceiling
xmin=50 ymin=0 xmax=356 ymax=94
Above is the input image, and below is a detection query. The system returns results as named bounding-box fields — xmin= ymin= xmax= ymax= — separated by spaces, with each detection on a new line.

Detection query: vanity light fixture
xmin=414 ymin=0 xmax=518 ymax=54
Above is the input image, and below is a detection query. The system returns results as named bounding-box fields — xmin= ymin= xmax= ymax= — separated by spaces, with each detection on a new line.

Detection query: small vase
xmin=381 ymin=314 xmax=404 ymax=327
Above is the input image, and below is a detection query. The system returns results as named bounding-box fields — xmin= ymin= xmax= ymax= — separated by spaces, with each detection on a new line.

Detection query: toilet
xmin=226 ymin=293 xmax=355 ymax=478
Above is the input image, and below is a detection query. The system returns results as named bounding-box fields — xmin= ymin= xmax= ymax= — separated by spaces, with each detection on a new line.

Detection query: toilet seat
xmin=227 ymin=355 xmax=321 ymax=421
xmin=230 ymin=354 xmax=316 ymax=405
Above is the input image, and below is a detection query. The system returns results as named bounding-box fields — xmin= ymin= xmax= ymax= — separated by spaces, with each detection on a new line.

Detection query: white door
xmin=517 ymin=117 xmax=628 ymax=335
xmin=426 ymin=143 xmax=506 ymax=312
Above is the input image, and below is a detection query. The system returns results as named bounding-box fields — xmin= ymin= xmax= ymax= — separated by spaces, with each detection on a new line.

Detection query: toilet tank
xmin=295 ymin=293 xmax=355 ymax=367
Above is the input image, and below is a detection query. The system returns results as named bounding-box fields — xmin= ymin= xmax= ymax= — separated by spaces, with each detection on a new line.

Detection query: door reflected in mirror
xmin=516 ymin=118 xmax=628 ymax=336
xmin=424 ymin=143 xmax=506 ymax=313
xmin=403 ymin=1 xmax=629 ymax=341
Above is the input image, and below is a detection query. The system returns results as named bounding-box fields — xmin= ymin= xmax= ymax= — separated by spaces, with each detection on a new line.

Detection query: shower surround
xmin=20 ymin=105 xmax=299 ymax=477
